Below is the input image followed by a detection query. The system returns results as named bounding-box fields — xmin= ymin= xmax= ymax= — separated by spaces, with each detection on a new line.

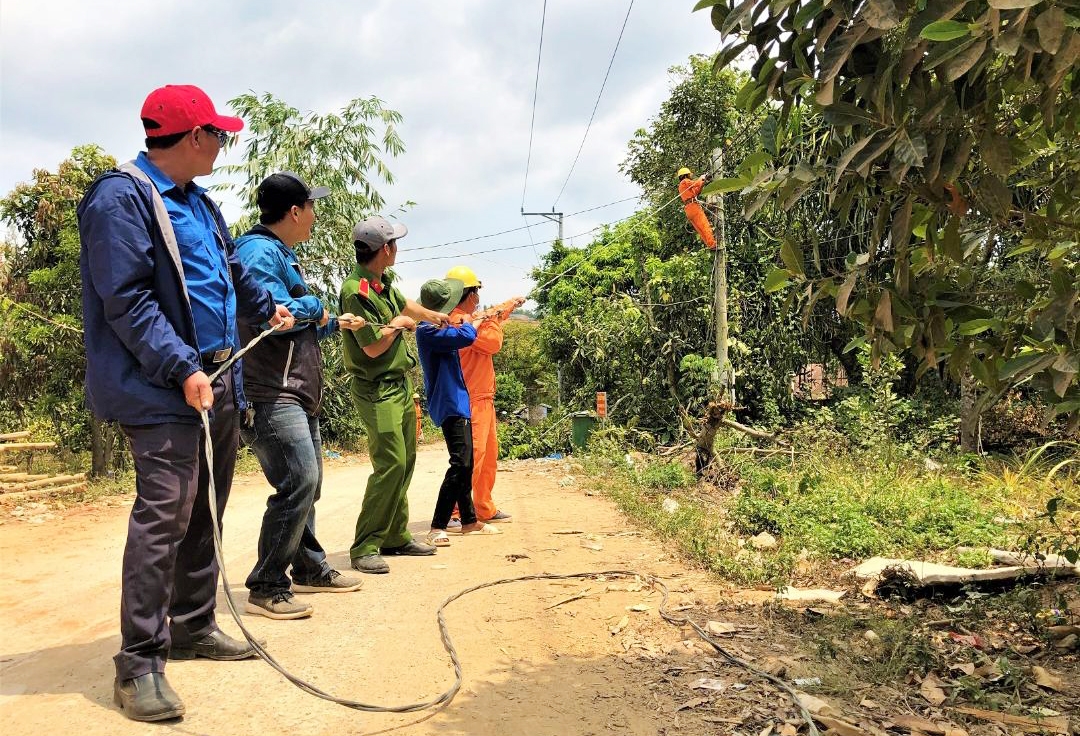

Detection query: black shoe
xmin=113 ymin=672 xmax=185 ymax=722
xmin=381 ymin=539 xmax=437 ymax=556
xmin=169 ymin=629 xmax=259 ymax=661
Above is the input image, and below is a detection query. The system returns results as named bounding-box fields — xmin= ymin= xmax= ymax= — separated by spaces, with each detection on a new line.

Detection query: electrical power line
xmin=407 ymin=195 xmax=641 ymax=252
xmin=551 ymin=0 xmax=635 ymax=209
xmin=521 ymin=0 xmax=548 ymax=211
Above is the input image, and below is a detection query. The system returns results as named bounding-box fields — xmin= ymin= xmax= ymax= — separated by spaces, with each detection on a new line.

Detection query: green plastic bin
xmin=570 ymin=411 xmax=598 ymax=449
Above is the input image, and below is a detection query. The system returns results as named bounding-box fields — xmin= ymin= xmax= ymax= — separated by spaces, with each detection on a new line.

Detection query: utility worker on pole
xmin=677 ymin=167 xmax=716 ymax=250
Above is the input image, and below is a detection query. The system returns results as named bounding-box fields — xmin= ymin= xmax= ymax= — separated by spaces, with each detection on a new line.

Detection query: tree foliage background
xmin=219 ymin=92 xmax=406 ymax=448
xmin=0 ymin=94 xmax=406 ymax=459
xmin=0 ymin=145 xmax=118 ymax=467
xmin=536 ymin=59 xmax=863 ymax=433
xmin=698 ymin=0 xmax=1080 ymax=443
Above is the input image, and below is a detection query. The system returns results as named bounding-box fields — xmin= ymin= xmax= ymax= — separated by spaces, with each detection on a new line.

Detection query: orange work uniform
xmin=678 ymin=177 xmax=716 ymax=249
xmin=457 ymin=308 xmax=510 ymax=521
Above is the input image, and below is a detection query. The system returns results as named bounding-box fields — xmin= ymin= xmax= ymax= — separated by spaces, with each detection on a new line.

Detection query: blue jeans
xmin=241 ymin=402 xmax=331 ymax=597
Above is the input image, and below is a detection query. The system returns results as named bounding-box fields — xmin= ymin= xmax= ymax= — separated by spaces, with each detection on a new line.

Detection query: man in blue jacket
xmin=234 ymin=172 xmax=365 ymax=621
xmin=415 ymin=278 xmax=500 ymax=544
xmin=78 ymin=85 xmax=293 ymax=722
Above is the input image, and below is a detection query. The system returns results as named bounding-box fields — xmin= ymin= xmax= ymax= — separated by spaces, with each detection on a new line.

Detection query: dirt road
xmin=0 ymin=447 xmax=727 ymax=735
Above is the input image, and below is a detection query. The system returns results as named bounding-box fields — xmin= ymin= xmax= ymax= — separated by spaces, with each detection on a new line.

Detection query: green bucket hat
xmin=419 ymin=278 xmax=465 ymax=314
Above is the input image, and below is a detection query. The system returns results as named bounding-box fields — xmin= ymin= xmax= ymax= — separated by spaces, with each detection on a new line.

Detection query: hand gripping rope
xmin=197 ymin=323 xmax=820 ymax=731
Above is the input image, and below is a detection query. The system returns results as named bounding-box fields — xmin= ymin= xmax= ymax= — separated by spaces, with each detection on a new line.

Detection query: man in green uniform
xmin=340 ymin=216 xmax=450 ymax=574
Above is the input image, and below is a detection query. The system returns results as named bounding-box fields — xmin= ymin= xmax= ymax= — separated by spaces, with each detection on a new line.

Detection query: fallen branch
xmin=0 ymin=473 xmax=50 ymax=483
xmin=0 ymin=442 xmax=57 ymax=453
xmin=0 ymin=481 xmax=87 ymax=502
xmin=722 ymin=418 xmax=784 ymax=444
xmin=544 ymin=588 xmax=593 ymax=610
xmin=3 ymin=473 xmax=86 ymax=492
xmin=853 ymin=555 xmax=1077 ymax=592
xmin=953 ymin=706 xmax=1069 ymax=734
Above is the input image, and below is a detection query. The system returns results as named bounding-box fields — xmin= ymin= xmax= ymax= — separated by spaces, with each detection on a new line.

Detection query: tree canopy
xmin=696 ymin=0 xmax=1080 ymax=430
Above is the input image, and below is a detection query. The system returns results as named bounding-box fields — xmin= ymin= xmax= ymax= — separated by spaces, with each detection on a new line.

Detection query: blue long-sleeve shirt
xmin=416 ymin=321 xmax=477 ymax=426
xmin=134 ymin=152 xmax=237 ymax=354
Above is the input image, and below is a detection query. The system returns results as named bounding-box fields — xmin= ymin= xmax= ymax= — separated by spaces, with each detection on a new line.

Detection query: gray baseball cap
xmin=352 ymin=216 xmax=408 ymax=252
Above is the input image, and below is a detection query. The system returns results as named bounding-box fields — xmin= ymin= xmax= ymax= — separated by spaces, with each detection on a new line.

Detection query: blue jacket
xmin=416 ymin=321 xmax=477 ymax=426
xmin=234 ymin=226 xmax=337 ymax=415
xmin=77 ymin=163 xmax=275 ymax=425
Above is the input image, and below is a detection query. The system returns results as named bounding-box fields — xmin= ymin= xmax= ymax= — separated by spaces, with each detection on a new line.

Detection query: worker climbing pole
xmin=676 ymin=166 xmax=716 ymax=250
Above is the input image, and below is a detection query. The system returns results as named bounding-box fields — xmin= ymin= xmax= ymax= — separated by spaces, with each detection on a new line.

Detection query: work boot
xmin=113 ymin=672 xmax=185 ymax=722
xmin=246 ymin=591 xmax=314 ymax=619
xmin=292 ymin=570 xmax=364 ymax=593
xmin=352 ymin=554 xmax=390 ymax=574
xmin=169 ymin=629 xmax=258 ymax=660
xmin=381 ymin=539 xmax=437 ymax=556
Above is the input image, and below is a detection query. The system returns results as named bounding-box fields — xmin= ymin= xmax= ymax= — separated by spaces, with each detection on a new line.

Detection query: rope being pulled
xmin=196 ymin=326 xmax=819 ymax=729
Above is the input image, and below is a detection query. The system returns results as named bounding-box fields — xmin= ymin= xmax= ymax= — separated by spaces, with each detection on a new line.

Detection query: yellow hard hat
xmin=677 ymin=167 xmax=692 ymax=178
xmin=445 ymin=265 xmax=481 ymax=288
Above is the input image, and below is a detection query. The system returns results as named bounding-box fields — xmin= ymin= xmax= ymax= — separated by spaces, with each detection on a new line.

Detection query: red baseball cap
xmin=140 ymin=84 xmax=244 ymax=137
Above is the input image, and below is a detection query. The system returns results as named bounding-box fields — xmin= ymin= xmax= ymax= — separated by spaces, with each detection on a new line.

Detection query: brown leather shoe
xmin=169 ymin=629 xmax=258 ymax=661
xmin=113 ymin=672 xmax=185 ymax=721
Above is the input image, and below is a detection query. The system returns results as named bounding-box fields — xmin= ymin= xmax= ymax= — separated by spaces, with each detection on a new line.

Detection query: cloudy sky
xmin=1 ymin=0 xmax=719 ymax=306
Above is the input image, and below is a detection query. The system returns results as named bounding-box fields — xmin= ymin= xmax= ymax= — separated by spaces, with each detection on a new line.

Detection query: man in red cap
xmin=78 ymin=85 xmax=294 ymax=722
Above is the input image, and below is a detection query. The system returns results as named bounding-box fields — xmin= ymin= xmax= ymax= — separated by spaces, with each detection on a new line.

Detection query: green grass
xmin=578 ymin=439 xmax=1051 ymax=586
xmin=729 ymin=460 xmax=1011 ymax=561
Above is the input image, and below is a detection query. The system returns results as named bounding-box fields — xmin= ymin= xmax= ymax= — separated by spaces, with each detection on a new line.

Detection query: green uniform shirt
xmin=339 ymin=263 xmax=416 ymax=386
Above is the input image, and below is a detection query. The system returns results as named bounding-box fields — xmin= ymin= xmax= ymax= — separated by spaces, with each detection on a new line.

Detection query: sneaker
xmin=351 ymin=554 xmax=390 ymax=574
xmin=292 ymin=570 xmax=364 ymax=593
xmin=485 ymin=510 xmax=513 ymax=523
xmin=447 ymin=518 xmax=462 ymax=530
xmin=245 ymin=591 xmax=313 ymax=620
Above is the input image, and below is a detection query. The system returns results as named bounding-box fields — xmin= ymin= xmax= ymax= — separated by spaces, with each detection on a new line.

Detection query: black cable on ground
xmin=197 ymin=327 xmax=821 ymax=729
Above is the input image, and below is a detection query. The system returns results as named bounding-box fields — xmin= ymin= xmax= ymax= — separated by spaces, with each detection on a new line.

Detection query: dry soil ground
xmin=0 ymin=447 xmax=737 ymax=736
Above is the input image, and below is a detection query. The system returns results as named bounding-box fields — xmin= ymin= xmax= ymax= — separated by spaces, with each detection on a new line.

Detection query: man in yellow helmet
xmin=446 ymin=265 xmax=525 ymax=523
xmin=677 ymin=167 xmax=716 ymax=250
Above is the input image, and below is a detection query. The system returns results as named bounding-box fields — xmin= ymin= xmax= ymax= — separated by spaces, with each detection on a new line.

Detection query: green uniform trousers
xmin=350 ymin=376 xmax=417 ymax=558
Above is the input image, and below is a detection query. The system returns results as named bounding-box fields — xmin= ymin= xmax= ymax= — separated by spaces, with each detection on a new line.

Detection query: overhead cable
xmin=520 ymin=0 xmax=548 ymax=211
xmin=551 ymin=0 xmax=635 ymax=209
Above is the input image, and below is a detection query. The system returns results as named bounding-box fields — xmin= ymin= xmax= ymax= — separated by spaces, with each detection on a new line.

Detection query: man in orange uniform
xmin=448 ymin=266 xmax=525 ymax=523
xmin=677 ymin=167 xmax=716 ymax=250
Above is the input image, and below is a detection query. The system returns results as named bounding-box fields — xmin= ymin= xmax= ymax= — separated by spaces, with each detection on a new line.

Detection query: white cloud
xmin=1 ymin=0 xmax=720 ymax=305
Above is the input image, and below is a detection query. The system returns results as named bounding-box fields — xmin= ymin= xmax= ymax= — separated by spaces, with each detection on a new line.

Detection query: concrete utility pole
xmin=706 ymin=146 xmax=734 ymax=405
xmin=522 ymin=208 xmax=564 ymax=243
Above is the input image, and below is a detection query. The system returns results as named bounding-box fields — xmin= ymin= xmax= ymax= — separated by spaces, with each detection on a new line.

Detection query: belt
xmin=200 ymin=347 xmax=234 ymax=366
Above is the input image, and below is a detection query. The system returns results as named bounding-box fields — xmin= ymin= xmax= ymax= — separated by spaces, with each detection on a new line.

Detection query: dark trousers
xmin=241 ymin=401 xmax=330 ymax=597
xmin=114 ymin=372 xmax=237 ymax=681
xmin=431 ymin=416 xmax=478 ymax=529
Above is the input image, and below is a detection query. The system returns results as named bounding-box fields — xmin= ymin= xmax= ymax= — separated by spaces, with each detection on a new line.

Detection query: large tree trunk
xmin=828 ymin=334 xmax=863 ymax=386
xmin=694 ymin=402 xmax=728 ymax=475
xmin=959 ymin=371 xmax=980 ymax=453
xmin=89 ymin=416 xmax=120 ymax=478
